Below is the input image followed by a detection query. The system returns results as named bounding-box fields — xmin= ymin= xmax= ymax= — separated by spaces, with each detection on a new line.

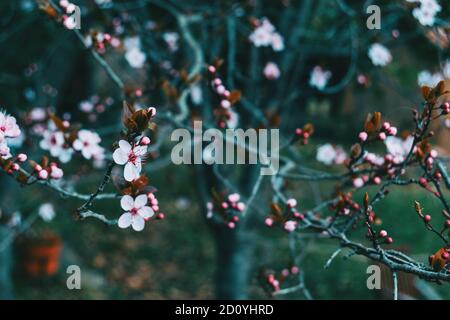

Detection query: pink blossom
xmin=353 ymin=177 xmax=364 ymax=188
xmin=358 ymin=131 xmax=368 ymax=142
xmin=113 ymin=140 xmax=148 ymax=181
xmin=263 ymin=62 xmax=281 ymax=80
xmin=286 ymin=198 xmax=297 ymax=208
xmin=118 ymin=194 xmax=154 ymax=231
xmin=284 ymin=220 xmax=297 ymax=232
xmin=72 ymin=129 xmax=104 ymax=160
xmin=0 ymin=111 xmax=21 ymax=141
xmin=40 ymin=129 xmax=73 ymax=163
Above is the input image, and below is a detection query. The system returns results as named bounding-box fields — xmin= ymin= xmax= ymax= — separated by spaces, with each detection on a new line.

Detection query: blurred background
xmin=0 ymin=0 xmax=449 ymax=299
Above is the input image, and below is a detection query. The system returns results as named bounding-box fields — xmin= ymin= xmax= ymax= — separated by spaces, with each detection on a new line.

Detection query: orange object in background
xmin=16 ymin=232 xmax=62 ymax=277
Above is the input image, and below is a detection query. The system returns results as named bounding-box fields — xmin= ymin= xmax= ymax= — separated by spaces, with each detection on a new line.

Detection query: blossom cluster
xmin=249 ymin=17 xmax=284 ymax=51
xmin=263 ymin=265 xmax=300 ymax=294
xmin=124 ymin=36 xmax=146 ymax=69
xmin=264 ymin=198 xmax=304 ymax=233
xmin=207 ymin=65 xmax=240 ymax=129
xmin=407 ymin=0 xmax=442 ymax=26
xmin=206 ymin=193 xmax=246 ymax=229
xmin=0 ymin=111 xmax=21 ymax=160
xmin=40 ymin=119 xmax=105 ymax=166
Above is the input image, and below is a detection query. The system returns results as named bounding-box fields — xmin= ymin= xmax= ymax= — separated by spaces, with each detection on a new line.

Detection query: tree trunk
xmin=213 ymin=226 xmax=253 ymax=299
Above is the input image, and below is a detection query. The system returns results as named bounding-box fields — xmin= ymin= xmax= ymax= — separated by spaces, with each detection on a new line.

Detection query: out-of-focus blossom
xmin=309 ymin=66 xmax=331 ymax=90
xmin=249 ymin=17 xmax=284 ymax=51
xmin=38 ymin=203 xmax=56 ymax=222
xmin=72 ymin=129 xmax=104 ymax=160
xmin=316 ymin=144 xmax=347 ymax=165
xmin=40 ymin=129 xmax=73 ymax=163
xmin=368 ymin=43 xmax=392 ymax=66
xmin=125 ymin=47 xmax=146 ymax=69
xmin=163 ymin=32 xmax=179 ymax=52
xmin=264 ymin=62 xmax=281 ymax=80
xmin=385 ymin=136 xmax=414 ymax=164
xmin=411 ymin=0 xmax=441 ymax=26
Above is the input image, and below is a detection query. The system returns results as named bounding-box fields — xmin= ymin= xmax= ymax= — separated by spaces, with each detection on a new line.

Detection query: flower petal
xmin=131 ymin=215 xmax=145 ymax=231
xmin=138 ymin=206 xmax=154 ymax=219
xmin=118 ymin=140 xmax=132 ymax=152
xmin=134 ymin=194 xmax=148 ymax=208
xmin=113 ymin=148 xmax=128 ymax=165
xmin=72 ymin=139 xmax=83 ymax=151
xmin=120 ymin=195 xmax=134 ymax=211
xmin=124 ymin=162 xmax=140 ymax=181
xmin=118 ymin=212 xmax=132 ymax=229
xmin=133 ymin=145 xmax=148 ymax=156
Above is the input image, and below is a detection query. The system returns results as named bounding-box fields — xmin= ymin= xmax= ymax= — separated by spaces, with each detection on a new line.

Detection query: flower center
xmin=128 ymin=151 xmax=138 ymax=164
xmin=130 ymin=207 xmax=138 ymax=215
xmin=0 ymin=126 xmax=5 ymax=132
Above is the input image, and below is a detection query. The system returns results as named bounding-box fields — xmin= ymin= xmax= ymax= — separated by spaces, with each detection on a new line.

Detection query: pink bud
xmin=442 ymin=252 xmax=449 ymax=260
xmin=221 ymin=202 xmax=229 ymax=209
xmin=38 ymin=170 xmax=48 ymax=180
xmin=430 ymin=149 xmax=438 ymax=158
xmin=382 ymin=122 xmax=391 ymax=130
xmin=228 ymin=193 xmax=240 ymax=203
xmin=286 ymin=198 xmax=297 ymax=208
xmin=34 ymin=164 xmax=42 ymax=172
xmin=147 ymin=107 xmax=157 ymax=117
xmin=213 ymin=78 xmax=222 ymax=86
xmin=295 ymin=128 xmax=303 ymax=136
xmin=140 ymin=136 xmax=151 ymax=145
xmin=236 ymin=202 xmax=246 ymax=212
xmin=424 ymin=215 xmax=431 ymax=223
xmin=379 ymin=230 xmax=388 ymax=238
xmin=11 ymin=163 xmax=19 ymax=171
xmin=220 ymin=100 xmax=231 ymax=109
xmin=290 ymin=266 xmax=299 ymax=274
xmin=358 ymin=131 xmax=368 ymax=142
xmin=385 ymin=237 xmax=393 ymax=244
xmin=419 ymin=177 xmax=428 ymax=187
xmin=281 ymin=269 xmax=290 ymax=277
xmin=265 ymin=218 xmax=273 ymax=227
xmin=378 ymin=132 xmax=386 ymax=141
xmin=17 ymin=153 xmax=27 ymax=162
xmin=388 ymin=127 xmax=397 ymax=136
xmin=228 ymin=221 xmax=235 ymax=229
xmin=373 ymin=176 xmax=381 ymax=185
xmin=156 ymin=213 xmax=165 ymax=220
xmin=207 ymin=65 xmax=216 ymax=73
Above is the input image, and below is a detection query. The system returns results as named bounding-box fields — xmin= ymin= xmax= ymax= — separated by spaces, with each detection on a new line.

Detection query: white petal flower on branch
xmin=118 ymin=194 xmax=154 ymax=231
xmin=113 ymin=140 xmax=148 ymax=182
